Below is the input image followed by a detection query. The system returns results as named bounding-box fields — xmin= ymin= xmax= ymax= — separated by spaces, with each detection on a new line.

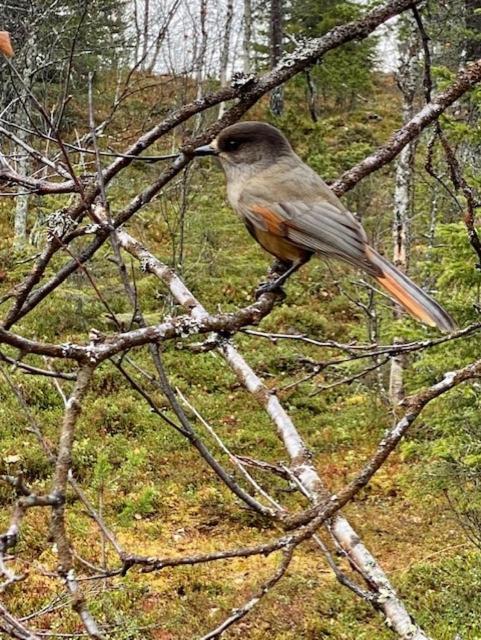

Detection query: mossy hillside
xmin=1 ymin=73 xmax=481 ymax=637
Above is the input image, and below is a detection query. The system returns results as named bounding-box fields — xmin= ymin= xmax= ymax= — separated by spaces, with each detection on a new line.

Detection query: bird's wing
xmin=238 ymin=196 xmax=379 ymax=274
xmin=237 ymin=192 xmax=456 ymax=331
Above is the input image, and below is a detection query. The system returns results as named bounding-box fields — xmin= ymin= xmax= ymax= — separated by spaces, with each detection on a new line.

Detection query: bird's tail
xmin=366 ymin=247 xmax=456 ymax=333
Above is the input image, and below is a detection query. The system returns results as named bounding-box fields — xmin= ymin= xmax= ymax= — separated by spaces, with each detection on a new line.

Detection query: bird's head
xmin=193 ymin=121 xmax=292 ymax=169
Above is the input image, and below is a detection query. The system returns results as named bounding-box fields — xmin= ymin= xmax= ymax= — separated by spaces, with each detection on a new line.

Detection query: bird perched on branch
xmin=193 ymin=121 xmax=455 ymax=332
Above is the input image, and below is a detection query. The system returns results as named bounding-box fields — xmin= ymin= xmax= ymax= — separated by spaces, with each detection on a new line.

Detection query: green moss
xmin=1 ymin=66 xmax=481 ymax=638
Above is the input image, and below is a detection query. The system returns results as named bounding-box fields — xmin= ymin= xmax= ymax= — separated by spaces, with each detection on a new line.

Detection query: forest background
xmin=1 ymin=1 xmax=481 ymax=638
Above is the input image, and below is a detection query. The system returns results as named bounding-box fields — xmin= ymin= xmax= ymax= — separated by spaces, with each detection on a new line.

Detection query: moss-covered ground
xmin=1 ymin=73 xmax=481 ymax=638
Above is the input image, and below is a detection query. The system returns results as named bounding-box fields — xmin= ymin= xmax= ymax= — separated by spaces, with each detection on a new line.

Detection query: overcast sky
xmin=130 ymin=0 xmax=401 ymax=77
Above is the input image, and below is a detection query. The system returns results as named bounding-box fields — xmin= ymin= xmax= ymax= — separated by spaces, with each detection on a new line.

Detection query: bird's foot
xmin=269 ymin=259 xmax=291 ymax=276
xmin=255 ymin=280 xmax=286 ymax=300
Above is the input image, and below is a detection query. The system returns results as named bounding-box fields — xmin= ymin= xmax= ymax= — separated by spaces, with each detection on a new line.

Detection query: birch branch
xmin=0 ymin=602 xmax=40 ymax=640
xmin=0 ymin=0 xmax=420 ymax=198
xmin=0 ymin=288 xmax=281 ymax=361
xmin=199 ymin=546 xmax=294 ymax=640
xmin=1 ymin=0 xmax=428 ymax=330
xmin=7 ymin=54 xmax=480 ymax=333
xmin=49 ymin=365 xmax=104 ymax=639
xmin=5 ymin=27 xmax=480 ymax=336
xmin=108 ymin=216 xmax=432 ymax=640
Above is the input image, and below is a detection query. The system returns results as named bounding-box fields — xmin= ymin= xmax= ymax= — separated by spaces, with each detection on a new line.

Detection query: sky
xmin=131 ymin=0 xmax=401 ymax=77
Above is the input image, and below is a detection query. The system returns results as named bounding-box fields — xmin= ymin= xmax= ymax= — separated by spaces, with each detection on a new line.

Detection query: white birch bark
xmin=389 ymin=24 xmax=418 ymax=405
xmin=14 ymin=127 xmax=29 ymax=245
xmin=218 ymin=0 xmax=234 ymax=117
xmin=14 ymin=35 xmax=35 ymax=246
xmin=243 ymin=0 xmax=252 ymax=75
xmin=141 ymin=0 xmax=150 ymax=69
xmin=269 ymin=0 xmax=284 ymax=115
xmin=132 ymin=0 xmax=142 ymax=64
xmin=101 ymin=210 xmax=431 ymax=640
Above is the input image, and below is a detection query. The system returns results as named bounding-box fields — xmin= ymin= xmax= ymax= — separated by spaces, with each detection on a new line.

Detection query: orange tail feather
xmin=366 ymin=247 xmax=456 ymax=332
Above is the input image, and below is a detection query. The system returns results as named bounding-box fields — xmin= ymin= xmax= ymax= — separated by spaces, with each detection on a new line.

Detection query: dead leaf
xmin=0 ymin=32 xmax=14 ymax=58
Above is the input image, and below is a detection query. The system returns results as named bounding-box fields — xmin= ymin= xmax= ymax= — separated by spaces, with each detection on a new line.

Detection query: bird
xmin=193 ymin=121 xmax=455 ymax=332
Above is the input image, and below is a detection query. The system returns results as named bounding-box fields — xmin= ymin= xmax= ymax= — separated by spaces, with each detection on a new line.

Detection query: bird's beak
xmin=193 ymin=143 xmax=218 ymax=156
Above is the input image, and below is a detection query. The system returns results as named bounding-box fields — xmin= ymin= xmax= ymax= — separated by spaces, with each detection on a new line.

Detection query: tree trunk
xmin=133 ymin=0 xmax=141 ymax=64
xmin=243 ymin=0 xmax=252 ymax=75
xmin=389 ymin=22 xmax=418 ymax=405
xmin=14 ymin=35 xmax=35 ymax=246
xmin=195 ymin=0 xmax=208 ymax=91
xmin=219 ymin=0 xmax=234 ymax=117
xmin=14 ymin=128 xmax=29 ymax=245
xmin=270 ymin=0 xmax=283 ymax=115
xmin=193 ymin=0 xmax=208 ymax=131
xmin=141 ymin=0 xmax=150 ymax=69
xmin=146 ymin=0 xmax=182 ymax=74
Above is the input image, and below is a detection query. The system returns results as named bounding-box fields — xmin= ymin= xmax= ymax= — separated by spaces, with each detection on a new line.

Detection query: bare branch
xmin=0 ymin=602 xmax=40 ymax=640
xmin=332 ymin=59 xmax=481 ymax=196
xmin=108 ymin=214 xmax=433 ymax=639
xmin=199 ymin=546 xmax=294 ymax=640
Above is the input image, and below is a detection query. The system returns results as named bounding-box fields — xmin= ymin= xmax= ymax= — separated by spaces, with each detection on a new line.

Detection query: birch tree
xmin=218 ymin=0 xmax=234 ymax=117
xmin=389 ymin=17 xmax=419 ymax=405
xmin=243 ymin=0 xmax=253 ymax=74
xmin=269 ymin=0 xmax=284 ymax=115
xmin=1 ymin=0 xmax=125 ymax=244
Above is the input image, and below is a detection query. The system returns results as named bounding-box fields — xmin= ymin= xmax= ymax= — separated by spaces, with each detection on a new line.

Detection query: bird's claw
xmin=255 ymin=281 xmax=286 ymax=300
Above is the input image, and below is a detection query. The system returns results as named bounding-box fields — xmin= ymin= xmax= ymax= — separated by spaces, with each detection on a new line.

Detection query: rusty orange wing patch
xmin=250 ymin=203 xmax=287 ymax=236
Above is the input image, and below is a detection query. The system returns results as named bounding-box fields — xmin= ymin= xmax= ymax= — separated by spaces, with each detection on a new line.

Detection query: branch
xmin=49 ymin=365 xmax=104 ymax=639
xmin=0 ymin=125 xmax=71 ymax=179
xmin=437 ymin=132 xmax=481 ymax=267
xmin=176 ymin=387 xmax=285 ymax=512
xmin=411 ymin=8 xmax=481 ymax=269
xmin=199 ymin=546 xmax=294 ymax=640
xmin=0 ymin=289 xmax=281 ymax=361
xmin=108 ymin=219 xmax=432 ymax=639
xmin=0 ymin=0 xmax=421 ymax=198
xmin=0 ymin=602 xmax=40 ymax=640
xmin=286 ymin=360 xmax=481 ymax=530
xmin=125 ymin=538 xmax=292 ymax=574
xmin=114 ymin=359 xmax=277 ymax=517
xmin=8 ymin=55 xmax=480 ymax=331
xmin=6 ymin=2 xmax=477 ymax=349
xmin=0 ymin=350 xmax=76 ymax=379
xmin=243 ymin=323 xmax=481 ymax=360
xmin=332 ymin=59 xmax=481 ymax=196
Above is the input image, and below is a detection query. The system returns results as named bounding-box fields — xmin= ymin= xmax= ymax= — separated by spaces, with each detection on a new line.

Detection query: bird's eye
xmin=225 ymin=139 xmax=241 ymax=151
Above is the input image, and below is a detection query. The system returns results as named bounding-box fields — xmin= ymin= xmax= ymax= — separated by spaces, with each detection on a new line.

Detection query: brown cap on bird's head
xmin=0 ymin=32 xmax=13 ymax=58
xmin=193 ymin=121 xmax=293 ymax=167
xmin=217 ymin=121 xmax=292 ymax=153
